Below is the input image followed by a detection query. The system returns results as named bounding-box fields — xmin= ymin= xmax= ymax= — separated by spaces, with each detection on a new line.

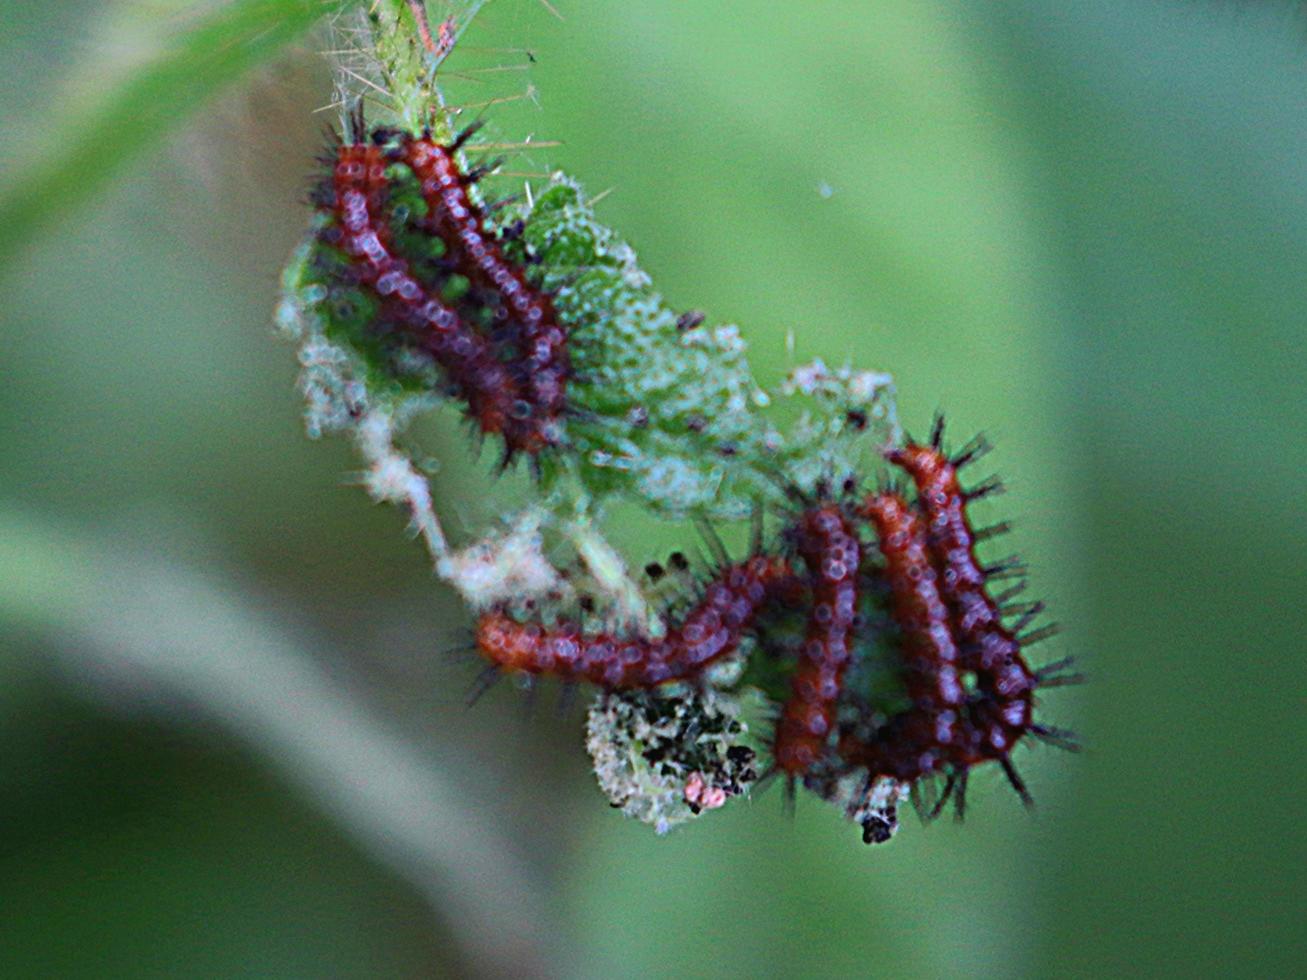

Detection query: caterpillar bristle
xmin=1019 ymin=624 xmax=1061 ymax=647
xmin=950 ymin=434 xmax=992 ymax=469
xmin=449 ymin=118 xmax=487 ymax=152
xmin=966 ymin=476 xmax=1005 ymax=501
xmin=752 ymin=766 xmax=782 ymax=799
xmin=484 ymin=192 xmax=524 ymax=214
xmin=693 ymin=515 xmax=731 ymax=567
xmin=1037 ymin=673 xmax=1086 ymax=690
xmin=441 ymin=638 xmax=482 ymax=664
xmin=463 ymin=157 xmax=506 ymax=184
xmin=556 ymin=682 xmax=579 ymax=718
xmin=518 ymin=675 xmax=539 ymax=719
xmin=1002 ymin=599 xmax=1044 ymax=617
xmin=973 ymin=520 xmax=1013 ymax=542
xmin=496 ymin=445 xmax=520 ymax=474
xmin=465 ymin=664 xmax=503 ymax=707
xmin=983 ymin=555 xmax=1025 ymax=578
xmin=952 ymin=769 xmax=970 ymax=821
xmin=984 ymin=570 xmax=1027 ymax=586
xmin=928 ymin=771 xmax=958 ymax=822
xmin=994 ymin=580 xmax=1029 ymax=604
xmin=1008 ymin=601 xmax=1047 ymax=634
xmin=908 ymin=775 xmax=935 ymax=822
xmin=305 ymin=187 xmax=335 ymax=209
xmin=1030 ymin=723 xmax=1081 ymax=752
xmin=999 ymin=755 xmax=1035 ymax=809
xmin=1035 ymin=656 xmax=1087 ymax=688
xmin=348 ymin=99 xmax=367 ymax=143
xmin=928 ymin=413 xmax=946 ymax=450
xmin=782 ymin=775 xmax=798 ymax=816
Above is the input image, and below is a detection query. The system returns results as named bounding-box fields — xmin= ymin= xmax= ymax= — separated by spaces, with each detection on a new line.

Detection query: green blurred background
xmin=1 ymin=1 xmax=1303 ymax=976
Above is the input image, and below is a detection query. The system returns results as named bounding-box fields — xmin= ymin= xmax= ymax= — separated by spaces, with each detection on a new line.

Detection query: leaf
xmin=0 ymin=0 xmax=343 ymax=264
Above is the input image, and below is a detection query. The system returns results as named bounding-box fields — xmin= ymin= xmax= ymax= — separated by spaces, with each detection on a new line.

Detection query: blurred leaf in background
xmin=1 ymin=1 xmax=1303 ymax=977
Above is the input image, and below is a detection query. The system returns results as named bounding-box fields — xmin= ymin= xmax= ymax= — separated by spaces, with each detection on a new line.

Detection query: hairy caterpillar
xmin=771 ymin=504 xmax=862 ymax=779
xmin=838 ymin=491 xmax=963 ymax=784
xmin=882 ymin=419 xmax=1079 ymax=810
xmin=393 ymin=128 xmax=570 ymax=441
xmin=475 ymin=555 xmax=802 ymax=688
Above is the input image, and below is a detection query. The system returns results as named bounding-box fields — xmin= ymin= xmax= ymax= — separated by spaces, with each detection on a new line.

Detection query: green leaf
xmin=0 ymin=0 xmax=344 ymax=264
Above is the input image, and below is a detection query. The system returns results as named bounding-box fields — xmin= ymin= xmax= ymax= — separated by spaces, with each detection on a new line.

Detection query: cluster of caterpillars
xmin=305 ymin=112 xmax=1078 ymax=837
xmin=474 ymin=418 xmax=1082 ymax=838
xmin=310 ymin=106 xmax=569 ymax=463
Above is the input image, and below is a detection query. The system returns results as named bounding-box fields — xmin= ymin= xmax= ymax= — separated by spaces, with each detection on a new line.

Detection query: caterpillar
xmin=771 ymin=503 xmax=862 ymax=780
xmin=860 ymin=491 xmax=965 ymax=721
xmin=882 ymin=419 xmax=1021 ymax=674
xmin=317 ymin=132 xmax=557 ymax=454
xmin=837 ymin=491 xmax=963 ymax=784
xmin=474 ymin=555 xmax=802 ymax=689
xmin=883 ymin=418 xmax=1079 ymax=809
xmin=393 ymin=128 xmax=570 ymax=440
xmin=311 ymin=104 xmax=566 ymax=459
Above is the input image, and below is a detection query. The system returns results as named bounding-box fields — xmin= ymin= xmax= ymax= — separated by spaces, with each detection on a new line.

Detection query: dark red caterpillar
xmin=883 ymin=419 xmax=1079 ymax=809
xmin=883 ymin=419 xmax=1024 ymax=675
xmin=859 ymin=491 xmax=965 ymax=717
xmin=475 ymin=555 xmax=801 ymax=689
xmin=320 ymin=134 xmax=554 ymax=453
xmin=393 ymin=129 xmax=570 ymax=436
xmin=771 ymin=504 xmax=862 ymax=779
xmin=837 ymin=491 xmax=963 ymax=783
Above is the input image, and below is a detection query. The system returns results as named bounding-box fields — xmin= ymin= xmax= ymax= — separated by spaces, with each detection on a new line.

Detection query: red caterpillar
xmin=771 ymin=505 xmax=862 ymax=778
xmin=883 ymin=420 xmax=1023 ymax=675
xmin=884 ymin=419 xmax=1078 ymax=807
xmin=394 ymin=130 xmax=570 ymax=437
xmin=861 ymin=492 xmax=965 ymax=720
xmin=321 ymin=136 xmax=552 ymax=453
xmin=838 ymin=491 xmax=963 ymax=783
xmin=475 ymin=555 xmax=801 ymax=688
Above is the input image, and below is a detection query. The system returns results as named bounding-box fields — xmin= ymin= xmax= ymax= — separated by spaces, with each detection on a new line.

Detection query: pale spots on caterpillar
xmin=770 ymin=502 xmax=863 ymax=784
xmin=307 ymin=121 xmax=571 ymax=461
xmin=839 ymin=490 xmax=966 ymax=788
xmin=473 ymin=554 xmax=802 ymax=688
xmin=394 ymin=128 xmax=570 ymax=425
